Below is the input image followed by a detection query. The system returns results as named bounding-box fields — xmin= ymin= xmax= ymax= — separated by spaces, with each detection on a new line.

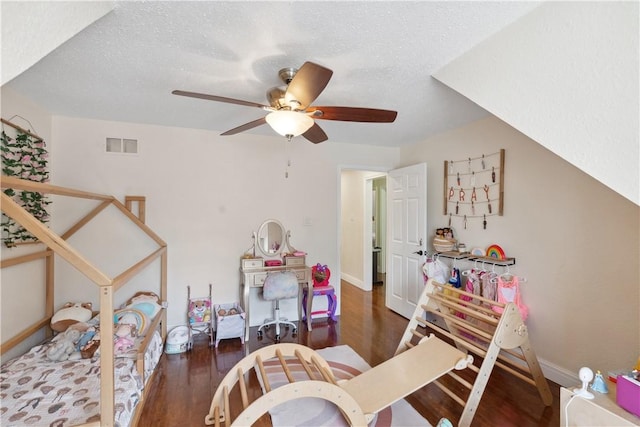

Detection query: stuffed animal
xmin=115 ymin=322 xmax=137 ymax=339
xmin=128 ymin=291 xmax=159 ymax=305
xmin=114 ymin=336 xmax=134 ymax=353
xmin=51 ymin=302 xmax=93 ymax=332
xmin=81 ymin=330 xmax=100 ymax=359
xmin=68 ymin=321 xmax=91 ymax=334
xmin=113 ymin=323 xmax=136 ymax=353
xmin=189 ymin=298 xmax=211 ymax=323
xmin=46 ymin=328 xmax=81 ymax=361
xmin=74 ymin=324 xmax=96 ymax=351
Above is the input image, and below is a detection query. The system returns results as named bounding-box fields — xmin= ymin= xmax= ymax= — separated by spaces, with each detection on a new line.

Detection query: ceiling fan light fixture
xmin=265 ymin=110 xmax=314 ymax=138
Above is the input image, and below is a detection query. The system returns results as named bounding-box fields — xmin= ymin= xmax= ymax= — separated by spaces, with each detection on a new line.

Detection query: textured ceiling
xmin=4 ymin=1 xmax=541 ymax=147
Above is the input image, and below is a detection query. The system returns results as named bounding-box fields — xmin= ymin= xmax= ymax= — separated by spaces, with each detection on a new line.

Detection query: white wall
xmin=48 ymin=116 xmax=399 ymax=328
xmin=401 ymin=115 xmax=640 ymax=385
xmin=340 ymin=170 xmax=369 ymax=289
xmin=434 ymin=1 xmax=639 ymax=206
xmin=0 ymin=87 xmax=54 ymax=361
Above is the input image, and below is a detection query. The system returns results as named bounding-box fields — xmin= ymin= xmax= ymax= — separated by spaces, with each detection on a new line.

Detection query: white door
xmin=386 ymin=163 xmax=427 ymax=318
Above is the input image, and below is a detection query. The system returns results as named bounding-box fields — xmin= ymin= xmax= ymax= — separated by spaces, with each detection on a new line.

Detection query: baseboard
xmin=423 ymin=314 xmax=578 ymax=388
xmin=539 ymin=357 xmax=578 ymax=388
xmin=340 ymin=273 xmax=365 ymax=290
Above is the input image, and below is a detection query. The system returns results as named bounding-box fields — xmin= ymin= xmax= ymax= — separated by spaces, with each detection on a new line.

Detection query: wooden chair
xmin=302 ymin=264 xmax=337 ymax=322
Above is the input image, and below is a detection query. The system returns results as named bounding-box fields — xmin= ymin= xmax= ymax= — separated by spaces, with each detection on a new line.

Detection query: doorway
xmin=339 ymin=164 xmax=426 ymax=318
xmin=371 ymin=176 xmax=386 ymax=287
xmin=339 ymin=169 xmax=386 ymax=292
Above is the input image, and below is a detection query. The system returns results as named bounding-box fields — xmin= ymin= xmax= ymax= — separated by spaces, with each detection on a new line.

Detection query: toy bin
xmin=214 ymin=303 xmax=245 ymax=348
xmin=617 ymin=374 xmax=640 ymax=417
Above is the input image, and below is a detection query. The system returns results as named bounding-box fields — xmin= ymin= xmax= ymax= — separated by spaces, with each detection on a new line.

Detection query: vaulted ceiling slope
xmin=1 ymin=1 xmax=638 ymax=205
xmin=434 ymin=2 xmax=639 ymax=206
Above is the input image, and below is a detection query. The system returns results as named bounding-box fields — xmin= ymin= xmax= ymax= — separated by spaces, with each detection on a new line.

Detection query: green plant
xmin=1 ymin=129 xmax=51 ymax=246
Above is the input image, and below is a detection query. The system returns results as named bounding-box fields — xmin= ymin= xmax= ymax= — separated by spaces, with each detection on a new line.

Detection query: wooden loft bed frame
xmin=202 ymin=278 xmax=552 ymax=427
xmin=0 ymin=175 xmax=168 ymax=427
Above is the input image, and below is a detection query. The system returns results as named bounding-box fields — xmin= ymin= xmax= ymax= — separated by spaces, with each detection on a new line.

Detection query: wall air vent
xmin=106 ymin=137 xmax=138 ymax=154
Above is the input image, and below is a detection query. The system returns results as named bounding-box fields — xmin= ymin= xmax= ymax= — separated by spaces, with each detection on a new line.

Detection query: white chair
xmin=257 ymin=271 xmax=298 ymax=342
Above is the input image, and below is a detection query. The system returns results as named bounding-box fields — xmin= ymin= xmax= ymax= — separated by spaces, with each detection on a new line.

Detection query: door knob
xmin=413 ymin=250 xmax=424 ymax=256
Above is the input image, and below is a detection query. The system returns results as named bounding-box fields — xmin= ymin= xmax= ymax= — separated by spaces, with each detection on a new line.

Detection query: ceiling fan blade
xmin=172 ymin=90 xmax=269 ymax=109
xmin=221 ymin=117 xmax=267 ymax=136
xmin=302 ymin=122 xmax=328 ymax=144
xmin=307 ymin=106 xmax=397 ymax=123
xmin=285 ymin=62 xmax=333 ymax=109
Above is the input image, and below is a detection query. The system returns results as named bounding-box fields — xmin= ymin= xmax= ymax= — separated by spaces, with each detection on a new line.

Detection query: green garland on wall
xmin=1 ymin=128 xmax=51 ymax=247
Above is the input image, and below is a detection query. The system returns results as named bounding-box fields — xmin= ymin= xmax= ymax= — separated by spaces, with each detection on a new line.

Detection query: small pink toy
xmin=114 ymin=336 xmax=134 ymax=352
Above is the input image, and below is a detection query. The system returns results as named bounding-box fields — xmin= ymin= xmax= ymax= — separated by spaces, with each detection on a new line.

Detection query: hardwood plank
xmin=138 ymin=280 xmax=560 ymax=426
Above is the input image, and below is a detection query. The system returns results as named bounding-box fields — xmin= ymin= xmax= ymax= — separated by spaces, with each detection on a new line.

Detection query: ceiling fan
xmin=172 ymin=62 xmax=397 ymax=144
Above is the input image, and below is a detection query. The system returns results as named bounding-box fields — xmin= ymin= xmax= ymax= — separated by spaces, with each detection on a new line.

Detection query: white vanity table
xmin=240 ymin=219 xmax=312 ymax=341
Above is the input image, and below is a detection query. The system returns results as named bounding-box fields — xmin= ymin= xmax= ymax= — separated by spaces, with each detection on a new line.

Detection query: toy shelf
xmin=435 ymin=251 xmax=516 ymax=266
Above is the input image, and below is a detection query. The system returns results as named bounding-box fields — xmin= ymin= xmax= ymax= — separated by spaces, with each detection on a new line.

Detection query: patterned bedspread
xmin=0 ymin=331 xmax=162 ymax=427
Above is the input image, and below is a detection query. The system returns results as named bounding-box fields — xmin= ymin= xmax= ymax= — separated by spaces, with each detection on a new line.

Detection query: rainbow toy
xmin=486 ymin=244 xmax=506 ymax=259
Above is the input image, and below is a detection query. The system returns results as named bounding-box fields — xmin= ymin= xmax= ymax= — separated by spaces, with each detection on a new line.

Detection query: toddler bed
xmin=0 ymin=301 xmax=164 ymax=427
xmin=1 ymin=340 xmax=151 ymax=426
xmin=0 ymin=176 xmax=168 ymax=427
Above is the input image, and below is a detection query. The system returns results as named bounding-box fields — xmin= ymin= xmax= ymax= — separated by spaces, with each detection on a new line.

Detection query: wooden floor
xmin=138 ymin=280 xmax=560 ymax=426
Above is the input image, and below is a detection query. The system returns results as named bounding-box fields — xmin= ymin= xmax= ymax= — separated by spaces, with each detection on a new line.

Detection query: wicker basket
xmin=433 ymin=236 xmax=456 ymax=252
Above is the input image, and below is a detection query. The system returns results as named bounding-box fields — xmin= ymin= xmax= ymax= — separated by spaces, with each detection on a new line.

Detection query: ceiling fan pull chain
xmin=284 ymin=140 xmax=292 ymax=178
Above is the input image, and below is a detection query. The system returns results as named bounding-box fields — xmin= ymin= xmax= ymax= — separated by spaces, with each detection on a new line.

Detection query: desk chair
xmin=257 ymin=271 xmax=298 ymax=342
xmin=302 ymin=264 xmax=337 ymax=322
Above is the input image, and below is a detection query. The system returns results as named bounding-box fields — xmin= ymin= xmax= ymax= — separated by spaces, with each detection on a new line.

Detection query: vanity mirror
xmin=257 ymin=219 xmax=286 ymax=257
xmin=243 ymin=219 xmax=303 ymax=266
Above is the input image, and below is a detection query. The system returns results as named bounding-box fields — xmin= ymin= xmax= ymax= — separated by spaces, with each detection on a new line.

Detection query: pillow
xmin=127 ymin=300 xmax=162 ymax=319
xmin=127 ymin=291 xmax=159 ymax=306
xmin=51 ymin=302 xmax=93 ymax=332
xmin=114 ymin=307 xmax=148 ymax=336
